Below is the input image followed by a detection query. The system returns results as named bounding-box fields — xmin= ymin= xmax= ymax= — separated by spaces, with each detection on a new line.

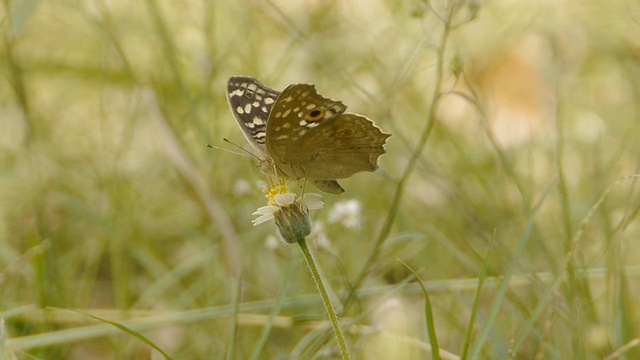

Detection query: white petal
xmin=274 ymin=193 xmax=296 ymax=206
xmin=301 ymin=193 xmax=324 ymax=210
xmin=252 ymin=212 xmax=275 ymax=226
xmin=252 ymin=205 xmax=278 ymax=216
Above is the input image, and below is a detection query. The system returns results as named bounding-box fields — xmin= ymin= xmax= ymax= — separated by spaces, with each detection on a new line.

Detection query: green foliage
xmin=1 ymin=0 xmax=640 ymax=358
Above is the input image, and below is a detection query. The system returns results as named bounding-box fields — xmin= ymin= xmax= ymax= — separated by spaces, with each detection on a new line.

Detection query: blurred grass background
xmin=1 ymin=0 xmax=640 ymax=359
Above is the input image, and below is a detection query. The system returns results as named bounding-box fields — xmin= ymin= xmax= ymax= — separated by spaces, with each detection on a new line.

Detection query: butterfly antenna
xmin=206 ymin=138 xmax=260 ymax=160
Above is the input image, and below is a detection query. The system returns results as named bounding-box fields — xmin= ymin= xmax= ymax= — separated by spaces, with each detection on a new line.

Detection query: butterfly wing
xmin=266 ymin=83 xmax=346 ymax=179
xmin=226 ymin=76 xmax=280 ymax=155
xmin=311 ymin=179 xmax=345 ymax=194
xmin=266 ymin=83 xmax=390 ymax=182
xmin=292 ymin=113 xmax=391 ymax=179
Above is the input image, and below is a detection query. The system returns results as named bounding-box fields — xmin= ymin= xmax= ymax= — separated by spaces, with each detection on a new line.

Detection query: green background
xmin=1 ymin=0 xmax=639 ymax=358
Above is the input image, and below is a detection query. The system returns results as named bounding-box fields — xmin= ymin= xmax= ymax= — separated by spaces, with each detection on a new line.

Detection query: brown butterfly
xmin=226 ymin=76 xmax=390 ymax=194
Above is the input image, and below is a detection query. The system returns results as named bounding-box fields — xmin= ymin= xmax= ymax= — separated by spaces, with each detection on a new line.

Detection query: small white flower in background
xmin=308 ymin=221 xmax=334 ymax=252
xmin=233 ymin=179 xmax=251 ymax=196
xmin=328 ymin=199 xmax=362 ymax=229
xmin=256 ymin=180 xmax=267 ymax=189
xmin=264 ymin=235 xmax=281 ymax=251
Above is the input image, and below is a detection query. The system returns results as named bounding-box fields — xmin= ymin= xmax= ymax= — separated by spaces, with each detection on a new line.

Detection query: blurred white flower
xmin=308 ymin=221 xmax=334 ymax=252
xmin=233 ymin=179 xmax=251 ymax=196
xmin=264 ymin=235 xmax=281 ymax=251
xmin=328 ymin=199 xmax=362 ymax=229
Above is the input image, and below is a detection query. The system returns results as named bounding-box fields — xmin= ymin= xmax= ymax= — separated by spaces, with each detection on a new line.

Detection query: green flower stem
xmin=297 ymin=238 xmax=350 ymax=360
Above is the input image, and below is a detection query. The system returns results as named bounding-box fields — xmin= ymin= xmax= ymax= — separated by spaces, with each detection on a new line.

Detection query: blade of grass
xmin=398 ymin=260 xmax=441 ymax=360
xmin=51 ymin=308 xmax=173 ymax=360
xmin=250 ymin=261 xmax=298 ymax=359
xmin=1 ymin=314 xmax=6 ymax=360
xmin=226 ymin=269 xmax=242 ymax=360
xmin=144 ymin=89 xmax=241 ymax=280
xmin=460 ymin=230 xmax=494 ymax=359
xmin=511 ymin=174 xmax=640 ymax=356
xmin=604 ymin=339 xmax=640 ymax=360
xmin=468 ymin=173 xmax=558 ymax=359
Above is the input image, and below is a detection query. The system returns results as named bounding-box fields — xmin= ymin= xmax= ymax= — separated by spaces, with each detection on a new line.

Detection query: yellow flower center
xmin=264 ymin=179 xmax=289 ymax=206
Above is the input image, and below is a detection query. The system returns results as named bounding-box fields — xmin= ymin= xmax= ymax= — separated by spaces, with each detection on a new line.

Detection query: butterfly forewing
xmin=226 ymin=76 xmax=280 ymax=155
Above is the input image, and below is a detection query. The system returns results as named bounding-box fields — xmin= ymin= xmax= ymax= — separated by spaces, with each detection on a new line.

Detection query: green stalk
xmin=297 ymin=238 xmax=350 ymax=360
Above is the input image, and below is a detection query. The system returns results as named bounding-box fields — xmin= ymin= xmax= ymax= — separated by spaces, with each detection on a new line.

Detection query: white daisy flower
xmin=251 ymin=181 xmax=324 ymax=243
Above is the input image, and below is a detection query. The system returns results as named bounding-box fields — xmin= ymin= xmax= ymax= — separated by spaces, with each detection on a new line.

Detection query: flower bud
xmin=274 ymin=200 xmax=311 ymax=243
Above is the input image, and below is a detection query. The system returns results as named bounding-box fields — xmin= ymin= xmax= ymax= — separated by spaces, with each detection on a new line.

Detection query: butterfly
xmin=226 ymin=76 xmax=390 ymax=194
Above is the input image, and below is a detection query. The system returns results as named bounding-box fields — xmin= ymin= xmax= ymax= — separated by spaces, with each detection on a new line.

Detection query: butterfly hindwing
xmin=292 ymin=113 xmax=391 ymax=179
